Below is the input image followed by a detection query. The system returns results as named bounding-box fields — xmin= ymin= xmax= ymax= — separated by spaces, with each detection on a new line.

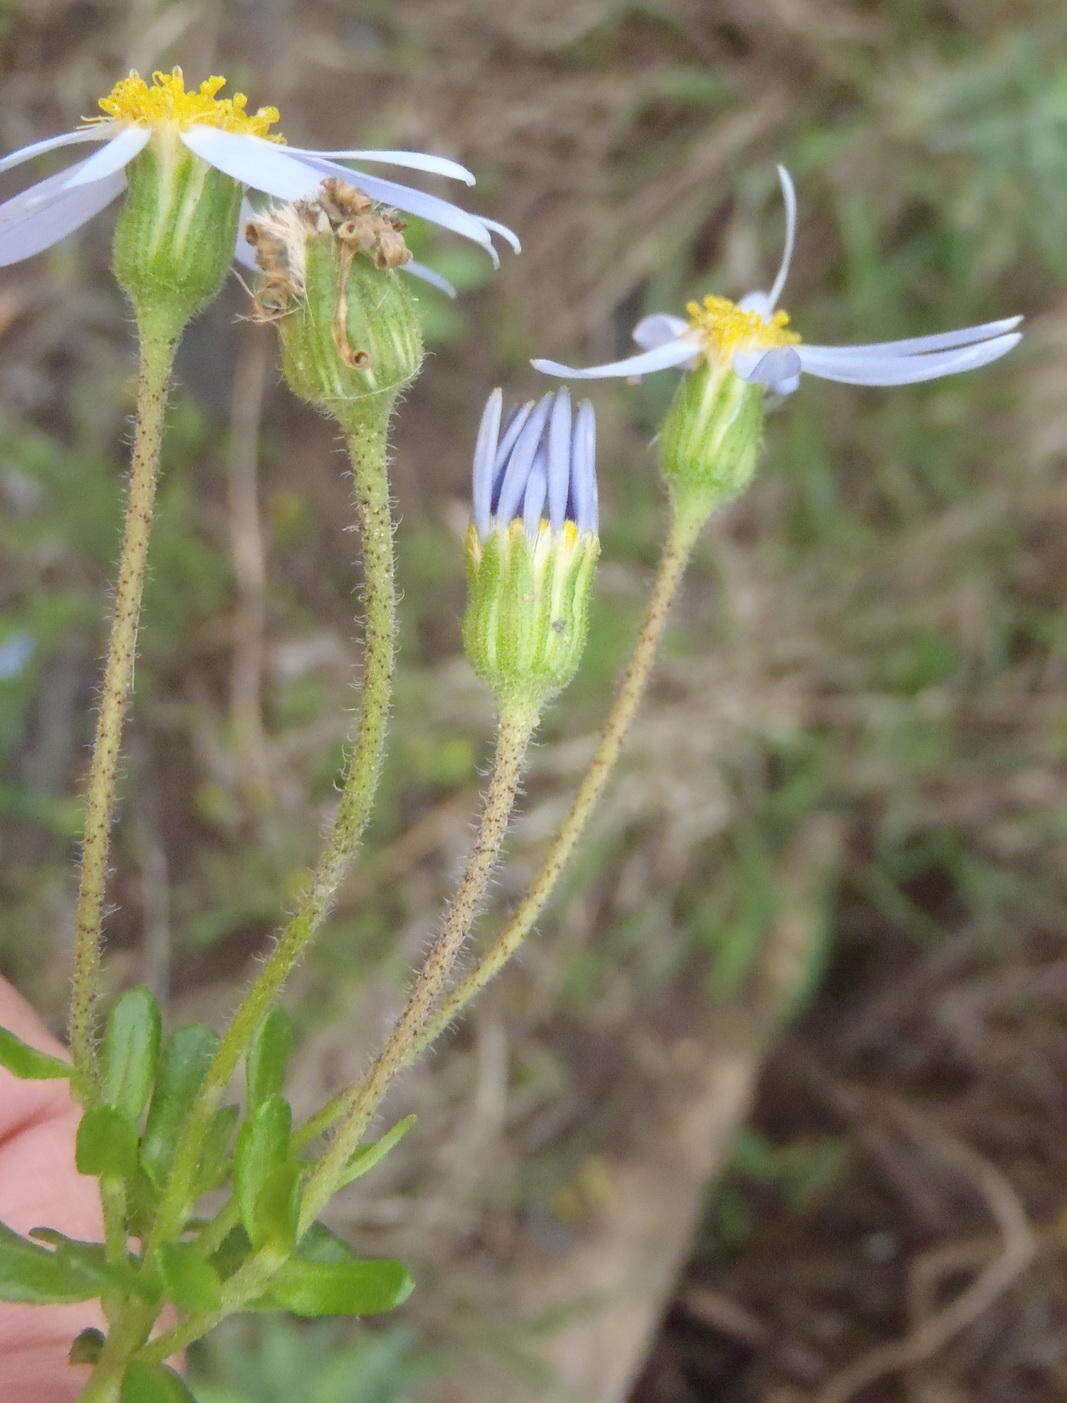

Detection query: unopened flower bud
xmin=247 ymin=179 xmax=424 ymax=431
xmin=464 ymin=389 xmax=599 ymax=707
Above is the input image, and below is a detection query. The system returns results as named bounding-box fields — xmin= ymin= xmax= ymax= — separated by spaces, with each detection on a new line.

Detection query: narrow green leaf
xmin=121 ymin=1360 xmax=199 ymax=1402
xmin=245 ymin=1007 xmax=294 ymax=1111
xmin=341 ymin=1114 xmax=416 ymax=1187
xmin=0 ymin=1222 xmax=100 ymax=1304
xmin=193 ymin=1104 xmax=239 ymax=1196
xmin=29 ymin=1228 xmax=157 ymax=1303
xmin=265 ymin=1255 xmax=413 ymax=1317
xmin=141 ymin=1024 xmax=219 ymax=1189
xmin=234 ymin=1094 xmax=292 ymax=1246
xmin=0 ymin=1024 xmax=71 ymax=1081
xmin=252 ymin=1159 xmax=301 ymax=1251
xmin=76 ymin=1105 xmax=139 ymax=1179
xmin=102 ymin=986 xmax=162 ymax=1122
xmin=156 ymin=1241 xmax=222 ymax=1313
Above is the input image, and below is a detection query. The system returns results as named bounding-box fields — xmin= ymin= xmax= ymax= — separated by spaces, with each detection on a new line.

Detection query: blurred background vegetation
xmin=1 ymin=1 xmax=1065 ymax=1399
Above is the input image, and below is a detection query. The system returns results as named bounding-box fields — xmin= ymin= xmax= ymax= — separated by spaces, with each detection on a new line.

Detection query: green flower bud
xmin=463 ymin=390 xmax=600 ymax=708
xmin=658 ymin=361 xmax=765 ymax=519
xmin=247 ymin=179 xmax=424 ymax=431
xmin=112 ymin=128 xmax=242 ymax=331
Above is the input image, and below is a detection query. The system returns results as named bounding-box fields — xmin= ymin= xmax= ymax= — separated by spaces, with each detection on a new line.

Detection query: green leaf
xmin=265 ymin=1256 xmax=413 ymax=1317
xmin=102 ymin=986 xmax=162 ymax=1122
xmin=340 ymin=1115 xmax=416 ymax=1188
xmin=156 ymin=1241 xmax=222 ymax=1313
xmin=76 ymin=1105 xmax=139 ymax=1179
xmin=251 ymin=1159 xmax=301 ymax=1253
xmin=28 ymin=1228 xmax=156 ymax=1303
xmin=141 ymin=1024 xmax=219 ymax=1189
xmin=234 ymin=1094 xmax=293 ymax=1247
xmin=194 ymin=1104 xmax=239 ymax=1196
xmin=245 ymin=1008 xmax=294 ymax=1111
xmin=0 ymin=1024 xmax=71 ymax=1081
xmin=121 ymin=1360 xmax=199 ymax=1402
xmin=0 ymin=1222 xmax=100 ymax=1303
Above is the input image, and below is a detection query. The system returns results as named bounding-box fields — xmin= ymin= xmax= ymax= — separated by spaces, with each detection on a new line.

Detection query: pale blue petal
xmin=494 ymin=395 xmax=552 ymax=523
xmin=0 ymin=126 xmax=113 ymax=175
xmin=522 ymin=453 xmax=548 ymax=537
xmin=798 ymin=317 xmax=1024 ymax=361
xmin=401 ymin=259 xmax=457 ymax=297
xmin=733 ymin=346 xmax=803 ymax=384
xmin=798 ymin=332 xmax=1021 ymax=385
xmin=63 ymin=125 xmax=150 ymax=187
xmin=546 ymin=388 xmax=573 ymax=529
xmin=633 ymin=313 xmax=689 ymax=351
xmin=0 ymin=165 xmax=125 ymax=266
xmin=532 ymin=335 xmax=699 ymax=380
xmin=284 ymin=146 xmax=476 ymax=184
xmin=472 ymin=389 xmax=503 ymax=539
xmin=182 ymin=127 xmax=320 ymax=199
xmin=571 ymin=400 xmax=598 ymax=533
xmin=767 ymin=164 xmax=797 ymax=310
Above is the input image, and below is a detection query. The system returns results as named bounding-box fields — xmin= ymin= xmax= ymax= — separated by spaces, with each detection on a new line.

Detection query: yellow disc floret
xmin=95 ymin=67 xmax=281 ymax=139
xmin=686 ymin=294 xmax=800 ymax=365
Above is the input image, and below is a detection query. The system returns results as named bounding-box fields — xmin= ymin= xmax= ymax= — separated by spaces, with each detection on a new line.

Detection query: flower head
xmin=0 ymin=67 xmax=518 ymax=292
xmin=533 ymin=166 xmax=1021 ymax=396
xmin=464 ymin=389 xmax=599 ymax=705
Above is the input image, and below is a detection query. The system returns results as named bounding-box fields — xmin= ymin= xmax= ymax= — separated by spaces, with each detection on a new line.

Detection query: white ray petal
xmin=182 ymin=127 xmax=320 ymax=200
xmin=798 ymin=332 xmax=1021 ymax=386
xmin=733 ymin=346 xmax=804 ymax=384
xmin=633 ymin=313 xmax=689 ymax=351
xmin=767 ymin=165 xmax=797 ymax=310
xmin=0 ymin=166 xmax=125 ymax=266
xmin=479 ymin=215 xmax=521 ymax=254
xmin=294 ymin=156 xmax=499 ymax=263
xmin=797 ymin=316 xmax=1024 ymax=362
xmin=63 ymin=125 xmax=150 ymax=187
xmin=284 ymin=145 xmax=475 ymax=185
xmin=532 ymin=334 xmax=700 ymax=380
xmin=0 ymin=125 xmax=114 ymax=175
xmin=401 ymin=259 xmax=457 ymax=297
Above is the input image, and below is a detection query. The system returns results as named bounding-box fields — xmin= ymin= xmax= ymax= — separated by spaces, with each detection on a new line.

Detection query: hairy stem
xmin=147 ymin=413 xmax=397 ymax=1252
xmin=69 ymin=309 xmax=181 ymax=1096
xmin=299 ymin=696 xmax=540 ymax=1228
xmin=416 ymin=503 xmax=702 ymax=1045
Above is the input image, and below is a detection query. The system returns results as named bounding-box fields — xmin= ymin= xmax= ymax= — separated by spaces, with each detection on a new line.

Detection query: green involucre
xmin=113 ymin=131 xmax=241 ymax=328
xmin=463 ymin=521 xmax=599 ymax=706
xmin=658 ymin=361 xmax=766 ymax=517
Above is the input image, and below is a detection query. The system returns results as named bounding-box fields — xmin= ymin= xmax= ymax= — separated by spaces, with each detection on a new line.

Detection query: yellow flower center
xmin=94 ymin=68 xmax=281 ymax=139
xmin=686 ymin=294 xmax=800 ymax=365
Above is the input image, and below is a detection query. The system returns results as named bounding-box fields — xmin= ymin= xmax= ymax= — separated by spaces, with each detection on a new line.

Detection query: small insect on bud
xmin=463 ymin=389 xmax=600 ymax=708
xmin=247 ymin=178 xmax=424 ymax=430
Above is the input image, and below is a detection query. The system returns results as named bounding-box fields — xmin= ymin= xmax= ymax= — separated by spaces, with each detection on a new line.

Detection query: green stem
xmin=299 ymin=696 xmax=540 ymax=1229
xmin=271 ymin=500 xmax=705 ymax=1158
xmin=418 ymin=502 xmax=702 ymax=1045
xmin=146 ymin=414 xmax=397 ymax=1253
xmin=69 ymin=309 xmax=181 ymax=1097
